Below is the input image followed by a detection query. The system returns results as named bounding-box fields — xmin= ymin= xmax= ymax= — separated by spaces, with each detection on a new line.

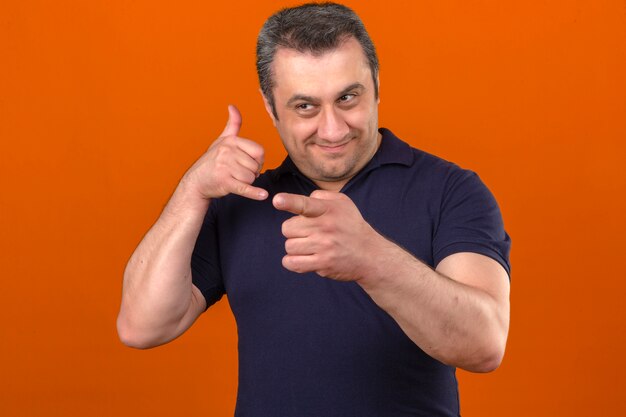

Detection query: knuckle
xmin=319 ymin=236 xmax=333 ymax=251
xmin=318 ymin=218 xmax=334 ymax=233
xmin=281 ymin=220 xmax=291 ymax=237
xmin=282 ymin=256 xmax=295 ymax=271
xmin=242 ymin=170 xmax=256 ymax=184
xmin=312 ymin=253 xmax=325 ymax=267
xmin=284 ymin=256 xmax=308 ymax=274
xmin=300 ymin=198 xmax=310 ymax=214
xmin=235 ymin=183 xmax=249 ymax=196
xmin=252 ymin=147 xmax=265 ymax=162
xmin=213 ymin=146 xmax=231 ymax=162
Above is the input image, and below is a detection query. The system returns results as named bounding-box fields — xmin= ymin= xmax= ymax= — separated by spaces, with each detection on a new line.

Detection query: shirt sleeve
xmin=432 ymin=169 xmax=511 ymax=276
xmin=191 ymin=199 xmax=226 ymax=309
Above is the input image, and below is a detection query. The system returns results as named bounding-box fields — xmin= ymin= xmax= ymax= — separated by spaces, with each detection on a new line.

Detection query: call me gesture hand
xmin=182 ymin=105 xmax=269 ymax=203
xmin=273 ymin=190 xmax=382 ymax=282
xmin=118 ymin=105 xmax=271 ymax=348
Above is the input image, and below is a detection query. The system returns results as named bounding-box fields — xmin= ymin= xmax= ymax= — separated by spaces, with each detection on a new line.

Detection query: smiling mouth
xmin=315 ymin=140 xmax=352 ymax=153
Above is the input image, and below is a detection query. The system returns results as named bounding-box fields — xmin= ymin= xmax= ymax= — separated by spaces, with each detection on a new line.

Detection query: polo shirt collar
xmin=274 ymin=128 xmax=414 ymax=180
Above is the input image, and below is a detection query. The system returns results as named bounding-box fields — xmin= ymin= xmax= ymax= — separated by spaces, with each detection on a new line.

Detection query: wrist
xmin=354 ymin=227 xmax=397 ymax=286
xmin=166 ymin=176 xmax=211 ymax=216
xmin=355 ymin=232 xmax=423 ymax=293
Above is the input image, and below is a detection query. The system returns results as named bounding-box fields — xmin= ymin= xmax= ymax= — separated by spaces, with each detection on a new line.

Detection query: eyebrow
xmin=286 ymin=82 xmax=366 ymax=107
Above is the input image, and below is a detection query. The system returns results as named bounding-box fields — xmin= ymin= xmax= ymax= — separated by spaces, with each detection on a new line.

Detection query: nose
xmin=317 ymin=107 xmax=350 ymax=143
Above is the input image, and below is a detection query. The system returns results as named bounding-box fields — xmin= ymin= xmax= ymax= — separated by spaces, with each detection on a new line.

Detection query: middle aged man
xmin=118 ymin=3 xmax=511 ymax=416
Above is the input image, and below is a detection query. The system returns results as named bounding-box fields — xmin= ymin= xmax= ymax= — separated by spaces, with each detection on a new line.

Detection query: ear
xmin=376 ymin=74 xmax=381 ymax=104
xmin=260 ymin=89 xmax=277 ymax=127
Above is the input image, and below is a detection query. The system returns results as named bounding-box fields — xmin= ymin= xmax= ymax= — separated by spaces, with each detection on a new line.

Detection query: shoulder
xmin=381 ymin=129 xmax=510 ymax=262
xmin=379 ymin=128 xmax=483 ymax=198
xmin=379 ymin=128 xmax=468 ymax=175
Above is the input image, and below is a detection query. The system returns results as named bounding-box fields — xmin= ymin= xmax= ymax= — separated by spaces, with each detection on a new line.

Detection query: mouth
xmin=315 ymin=139 xmax=352 ymax=154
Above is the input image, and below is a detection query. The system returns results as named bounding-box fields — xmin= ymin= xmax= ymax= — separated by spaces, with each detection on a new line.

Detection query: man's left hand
xmin=273 ymin=191 xmax=379 ymax=281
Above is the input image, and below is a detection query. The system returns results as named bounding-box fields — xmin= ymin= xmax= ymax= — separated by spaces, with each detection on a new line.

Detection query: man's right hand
xmin=182 ymin=105 xmax=268 ymax=202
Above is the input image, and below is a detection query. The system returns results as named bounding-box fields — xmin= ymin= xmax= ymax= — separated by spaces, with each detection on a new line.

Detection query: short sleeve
xmin=191 ymin=199 xmax=226 ymax=309
xmin=432 ymin=169 xmax=511 ymax=276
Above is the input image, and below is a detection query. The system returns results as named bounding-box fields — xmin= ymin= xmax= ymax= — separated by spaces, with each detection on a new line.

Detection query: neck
xmin=313 ymin=178 xmax=350 ymax=192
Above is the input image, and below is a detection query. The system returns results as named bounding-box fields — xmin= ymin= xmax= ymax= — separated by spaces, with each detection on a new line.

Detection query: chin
xmin=316 ymin=167 xmax=355 ymax=182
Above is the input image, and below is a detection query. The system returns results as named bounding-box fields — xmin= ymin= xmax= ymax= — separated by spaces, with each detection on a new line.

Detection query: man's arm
xmin=117 ymin=105 xmax=267 ymax=349
xmin=273 ymin=190 xmax=509 ymax=372
xmin=357 ymin=245 xmax=509 ymax=373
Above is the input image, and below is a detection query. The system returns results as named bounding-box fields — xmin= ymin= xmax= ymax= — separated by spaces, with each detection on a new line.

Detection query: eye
xmin=294 ymin=102 xmax=319 ymax=117
xmin=337 ymin=93 xmax=360 ymax=107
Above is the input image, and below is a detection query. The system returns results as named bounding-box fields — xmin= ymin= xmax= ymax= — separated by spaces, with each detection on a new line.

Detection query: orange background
xmin=1 ymin=0 xmax=625 ymax=416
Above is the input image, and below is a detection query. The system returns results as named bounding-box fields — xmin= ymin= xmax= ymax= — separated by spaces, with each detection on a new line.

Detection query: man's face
xmin=264 ymin=37 xmax=381 ymax=191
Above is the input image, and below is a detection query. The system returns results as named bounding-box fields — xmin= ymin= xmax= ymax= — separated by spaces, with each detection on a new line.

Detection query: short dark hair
xmin=256 ymin=2 xmax=379 ymax=120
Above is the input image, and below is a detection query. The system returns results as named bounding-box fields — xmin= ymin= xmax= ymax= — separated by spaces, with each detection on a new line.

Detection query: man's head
xmin=257 ymin=2 xmax=379 ymax=120
xmin=256 ymin=2 xmax=381 ymax=191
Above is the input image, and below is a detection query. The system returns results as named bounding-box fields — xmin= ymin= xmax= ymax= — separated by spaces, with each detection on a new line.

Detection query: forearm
xmin=117 ymin=178 xmax=209 ymax=347
xmin=357 ymin=234 xmax=509 ymax=372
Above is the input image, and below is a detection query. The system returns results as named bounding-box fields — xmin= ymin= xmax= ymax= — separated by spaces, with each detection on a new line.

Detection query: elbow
xmin=467 ymin=302 xmax=509 ymax=373
xmin=116 ymin=314 xmax=160 ymax=350
xmin=433 ymin=340 xmax=506 ymax=373
xmin=463 ymin=334 xmax=508 ymax=373
xmin=117 ymin=331 xmax=154 ymax=350
xmin=471 ymin=347 xmax=505 ymax=373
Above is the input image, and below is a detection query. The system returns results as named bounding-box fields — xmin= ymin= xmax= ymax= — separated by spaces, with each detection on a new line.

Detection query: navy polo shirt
xmin=192 ymin=128 xmax=511 ymax=417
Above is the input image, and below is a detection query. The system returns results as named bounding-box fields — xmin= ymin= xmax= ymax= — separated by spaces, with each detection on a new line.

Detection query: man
xmin=117 ymin=3 xmax=511 ymax=416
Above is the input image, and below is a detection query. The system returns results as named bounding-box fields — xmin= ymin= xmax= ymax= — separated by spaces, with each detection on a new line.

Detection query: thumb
xmin=220 ymin=104 xmax=242 ymax=137
xmin=273 ymin=193 xmax=328 ymax=217
xmin=309 ymin=189 xmax=347 ymax=201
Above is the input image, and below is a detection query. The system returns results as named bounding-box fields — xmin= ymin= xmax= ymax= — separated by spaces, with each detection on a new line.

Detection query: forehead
xmin=271 ymin=37 xmax=372 ymax=98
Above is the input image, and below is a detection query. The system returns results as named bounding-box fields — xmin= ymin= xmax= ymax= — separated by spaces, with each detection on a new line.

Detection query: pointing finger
xmin=220 ymin=104 xmax=242 ymax=137
xmin=273 ymin=193 xmax=328 ymax=217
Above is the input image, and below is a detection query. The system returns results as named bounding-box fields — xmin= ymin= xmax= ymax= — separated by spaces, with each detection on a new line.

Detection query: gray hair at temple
xmin=256 ymin=2 xmax=380 ymax=120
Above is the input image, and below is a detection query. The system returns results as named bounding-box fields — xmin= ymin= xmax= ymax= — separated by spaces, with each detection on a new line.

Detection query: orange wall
xmin=1 ymin=1 xmax=625 ymax=416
